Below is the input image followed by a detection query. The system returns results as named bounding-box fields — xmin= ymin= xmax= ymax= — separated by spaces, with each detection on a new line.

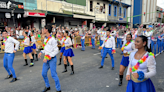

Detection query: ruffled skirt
xmin=23 ymin=46 xmax=32 ymax=54
xmin=126 ymin=79 xmax=156 ymax=92
xmin=120 ymin=56 xmax=129 ymax=67
xmin=31 ymin=44 xmax=36 ymax=49
xmin=60 ymin=47 xmax=65 ymax=53
xmin=63 ymin=48 xmax=74 ymax=57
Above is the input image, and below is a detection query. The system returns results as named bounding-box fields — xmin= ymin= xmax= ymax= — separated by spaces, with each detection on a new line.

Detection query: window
xmin=109 ymin=4 xmax=111 ymax=16
xmin=103 ymin=4 xmax=105 ymax=13
xmin=119 ymin=7 xmax=122 ymax=16
xmin=90 ymin=1 xmax=93 ymax=12
xmin=114 ymin=6 xmax=117 ymax=17
xmin=124 ymin=8 xmax=126 ymax=18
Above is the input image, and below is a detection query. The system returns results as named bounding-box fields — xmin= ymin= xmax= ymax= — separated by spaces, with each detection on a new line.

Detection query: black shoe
xmin=24 ymin=63 xmax=28 ymax=66
xmin=70 ymin=71 xmax=74 ymax=75
xmin=99 ymin=66 xmax=103 ymax=69
xmin=58 ymin=63 xmax=61 ymax=65
xmin=5 ymin=75 xmax=13 ymax=79
xmin=42 ymin=87 xmax=50 ymax=92
xmin=111 ymin=67 xmax=114 ymax=70
xmin=56 ymin=91 xmax=61 ymax=92
xmin=35 ymin=58 xmax=38 ymax=61
xmin=62 ymin=70 xmax=67 ymax=73
xmin=10 ymin=78 xmax=17 ymax=83
xmin=105 ymin=57 xmax=108 ymax=58
xmin=118 ymin=81 xmax=122 ymax=86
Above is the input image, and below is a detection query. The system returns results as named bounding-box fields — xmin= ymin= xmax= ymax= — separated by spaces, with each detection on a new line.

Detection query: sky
xmin=157 ymin=0 xmax=164 ymax=9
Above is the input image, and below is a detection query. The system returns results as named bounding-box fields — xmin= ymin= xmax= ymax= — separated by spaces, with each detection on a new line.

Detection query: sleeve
xmin=128 ymin=43 xmax=137 ymax=53
xmin=49 ymin=38 xmax=59 ymax=57
xmin=126 ymin=53 xmax=133 ymax=75
xmin=97 ymin=29 xmax=101 ymax=35
xmin=11 ymin=37 xmax=20 ymax=50
xmin=144 ymin=56 xmax=156 ymax=78
xmin=112 ymin=37 xmax=116 ymax=50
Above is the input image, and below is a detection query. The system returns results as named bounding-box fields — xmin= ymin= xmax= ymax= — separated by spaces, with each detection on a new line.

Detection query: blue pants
xmin=101 ymin=48 xmax=115 ymax=67
xmin=100 ymin=39 xmax=103 ymax=46
xmin=3 ymin=53 xmax=16 ymax=78
xmin=162 ymin=39 xmax=164 ymax=51
xmin=42 ymin=56 xmax=61 ymax=91
xmin=157 ymin=39 xmax=161 ymax=53
xmin=117 ymin=38 xmax=123 ymax=48
xmin=100 ymin=40 xmax=104 ymax=56
xmin=91 ymin=39 xmax=95 ymax=49
xmin=81 ymin=39 xmax=85 ymax=51
xmin=151 ymin=40 xmax=157 ymax=55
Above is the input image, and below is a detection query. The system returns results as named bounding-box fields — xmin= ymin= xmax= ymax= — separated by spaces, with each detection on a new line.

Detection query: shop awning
xmin=47 ymin=11 xmax=73 ymax=17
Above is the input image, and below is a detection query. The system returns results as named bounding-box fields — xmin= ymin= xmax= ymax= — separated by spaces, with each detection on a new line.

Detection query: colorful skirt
xmin=31 ymin=44 xmax=36 ymax=49
xmin=60 ymin=47 xmax=65 ymax=53
xmin=126 ymin=79 xmax=156 ymax=92
xmin=23 ymin=46 xmax=32 ymax=54
xmin=63 ymin=48 xmax=74 ymax=57
xmin=120 ymin=56 xmax=129 ymax=67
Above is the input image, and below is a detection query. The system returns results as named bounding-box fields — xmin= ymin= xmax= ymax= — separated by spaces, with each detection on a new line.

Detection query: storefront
xmin=0 ymin=0 xmax=24 ymax=29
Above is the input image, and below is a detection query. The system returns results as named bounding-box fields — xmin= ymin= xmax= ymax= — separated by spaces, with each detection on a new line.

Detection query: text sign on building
xmin=0 ymin=1 xmax=24 ymax=9
xmin=62 ymin=2 xmax=85 ymax=13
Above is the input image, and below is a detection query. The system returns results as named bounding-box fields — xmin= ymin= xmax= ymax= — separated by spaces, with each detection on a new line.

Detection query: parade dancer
xmin=97 ymin=27 xmax=106 ymax=57
xmin=126 ymin=35 xmax=156 ymax=92
xmin=151 ymin=36 xmax=157 ymax=56
xmin=80 ymin=30 xmax=85 ymax=51
xmin=30 ymin=32 xmax=38 ymax=61
xmin=118 ymin=34 xmax=136 ymax=86
xmin=2 ymin=30 xmax=20 ymax=83
xmin=38 ymin=25 xmax=61 ymax=92
xmin=98 ymin=30 xmax=115 ymax=70
xmin=91 ymin=30 xmax=96 ymax=49
xmin=60 ymin=31 xmax=75 ymax=75
xmin=145 ymin=29 xmax=153 ymax=52
xmin=22 ymin=32 xmax=34 ymax=67
xmin=58 ymin=32 xmax=65 ymax=65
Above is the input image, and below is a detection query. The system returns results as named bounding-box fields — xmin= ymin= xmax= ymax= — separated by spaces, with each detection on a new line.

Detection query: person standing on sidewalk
xmin=38 ymin=25 xmax=61 ymax=92
xmin=2 ymin=30 xmax=20 ymax=83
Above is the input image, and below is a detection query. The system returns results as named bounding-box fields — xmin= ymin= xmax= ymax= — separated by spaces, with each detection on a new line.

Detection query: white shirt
xmin=122 ymin=40 xmax=136 ymax=53
xmin=19 ymin=30 xmax=23 ymax=36
xmin=16 ymin=30 xmax=19 ymax=38
xmin=110 ymin=30 xmax=116 ymax=37
xmin=28 ymin=31 xmax=31 ymax=36
xmin=31 ymin=36 xmax=36 ymax=44
xmin=126 ymin=51 xmax=156 ymax=79
xmin=4 ymin=37 xmax=20 ymax=53
xmin=145 ymin=31 xmax=153 ymax=40
xmin=23 ymin=37 xmax=30 ymax=46
xmin=97 ymin=30 xmax=106 ymax=40
xmin=80 ymin=34 xmax=85 ymax=39
xmin=60 ymin=37 xmax=72 ymax=47
xmin=101 ymin=36 xmax=115 ymax=50
xmin=41 ymin=36 xmax=59 ymax=57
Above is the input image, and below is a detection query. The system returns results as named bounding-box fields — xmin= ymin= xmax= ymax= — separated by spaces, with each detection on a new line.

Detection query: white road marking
xmin=93 ymin=53 xmax=101 ymax=55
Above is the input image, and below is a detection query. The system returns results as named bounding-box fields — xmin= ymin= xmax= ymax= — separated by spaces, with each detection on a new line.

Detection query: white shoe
xmin=155 ymin=54 xmax=158 ymax=57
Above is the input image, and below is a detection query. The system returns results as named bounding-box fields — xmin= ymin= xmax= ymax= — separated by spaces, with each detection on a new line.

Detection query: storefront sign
xmin=62 ymin=2 xmax=85 ymax=13
xmin=24 ymin=11 xmax=46 ymax=17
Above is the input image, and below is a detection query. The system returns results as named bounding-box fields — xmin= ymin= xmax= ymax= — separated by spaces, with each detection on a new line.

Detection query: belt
xmin=65 ymin=46 xmax=71 ymax=50
xmin=123 ymin=53 xmax=129 ymax=57
xmin=131 ymin=74 xmax=148 ymax=83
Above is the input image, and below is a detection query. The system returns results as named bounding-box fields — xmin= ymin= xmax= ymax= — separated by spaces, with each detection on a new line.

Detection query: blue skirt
xmin=31 ymin=44 xmax=36 ymax=49
xmin=126 ymin=79 xmax=156 ymax=92
xmin=63 ymin=48 xmax=74 ymax=57
xmin=23 ymin=46 xmax=32 ymax=54
xmin=120 ymin=56 xmax=129 ymax=67
xmin=60 ymin=47 xmax=65 ymax=53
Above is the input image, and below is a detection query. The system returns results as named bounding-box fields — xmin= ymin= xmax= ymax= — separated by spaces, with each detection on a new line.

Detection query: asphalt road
xmin=0 ymin=46 xmax=164 ymax=92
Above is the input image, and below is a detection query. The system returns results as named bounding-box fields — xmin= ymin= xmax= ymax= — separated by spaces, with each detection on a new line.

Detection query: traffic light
xmin=144 ymin=12 xmax=145 ymax=16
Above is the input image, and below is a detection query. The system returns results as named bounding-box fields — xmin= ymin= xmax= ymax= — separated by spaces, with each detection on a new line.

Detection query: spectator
xmin=19 ymin=27 xmax=24 ymax=39
xmin=16 ymin=27 xmax=19 ymax=39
